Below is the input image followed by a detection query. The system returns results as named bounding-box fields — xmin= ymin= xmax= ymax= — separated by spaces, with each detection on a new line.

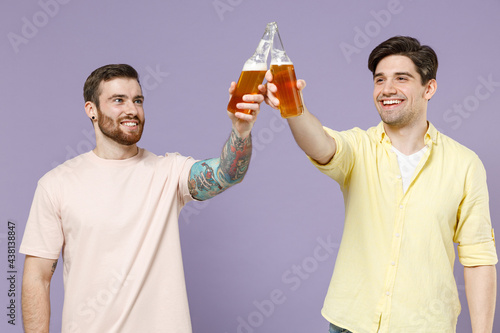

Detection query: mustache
xmin=117 ymin=116 xmax=142 ymax=123
xmin=377 ymin=95 xmax=405 ymax=101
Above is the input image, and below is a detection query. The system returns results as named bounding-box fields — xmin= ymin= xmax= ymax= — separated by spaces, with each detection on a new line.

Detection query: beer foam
xmin=242 ymin=62 xmax=267 ymax=71
xmin=270 ymin=60 xmax=293 ymax=65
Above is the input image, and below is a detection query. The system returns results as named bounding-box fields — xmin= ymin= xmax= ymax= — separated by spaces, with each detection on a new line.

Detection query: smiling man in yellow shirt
xmin=264 ymin=36 xmax=497 ymax=332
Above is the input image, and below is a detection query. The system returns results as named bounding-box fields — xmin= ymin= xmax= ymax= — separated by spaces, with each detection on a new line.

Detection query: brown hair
xmin=83 ymin=64 xmax=140 ymax=108
xmin=368 ymin=36 xmax=438 ymax=85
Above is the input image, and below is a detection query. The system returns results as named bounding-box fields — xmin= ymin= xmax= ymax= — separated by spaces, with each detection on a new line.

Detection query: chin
xmin=115 ymin=132 xmax=143 ymax=146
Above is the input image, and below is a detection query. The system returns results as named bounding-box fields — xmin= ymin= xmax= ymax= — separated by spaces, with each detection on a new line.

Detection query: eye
xmin=134 ymin=99 xmax=144 ymax=105
xmin=114 ymin=98 xmax=123 ymax=103
xmin=374 ymin=78 xmax=384 ymax=84
xmin=396 ymin=76 xmax=408 ymax=82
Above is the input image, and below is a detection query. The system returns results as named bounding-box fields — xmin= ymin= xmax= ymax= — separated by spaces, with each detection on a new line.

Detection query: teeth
xmin=383 ymin=100 xmax=402 ymax=105
xmin=122 ymin=122 xmax=136 ymax=127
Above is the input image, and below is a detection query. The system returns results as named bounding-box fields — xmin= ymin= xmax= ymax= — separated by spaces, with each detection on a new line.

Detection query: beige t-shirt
xmin=20 ymin=149 xmax=196 ymax=333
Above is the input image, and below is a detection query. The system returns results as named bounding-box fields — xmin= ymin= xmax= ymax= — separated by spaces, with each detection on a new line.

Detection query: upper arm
xmin=314 ymin=131 xmax=337 ymax=165
xmin=455 ymin=156 xmax=497 ymax=266
xmin=188 ymin=158 xmax=228 ymax=201
xmin=23 ymin=255 xmax=58 ymax=286
xmin=307 ymin=127 xmax=359 ymax=190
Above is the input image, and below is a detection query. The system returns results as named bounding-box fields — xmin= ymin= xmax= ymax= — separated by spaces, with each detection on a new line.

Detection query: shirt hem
xmin=322 ymin=309 xmax=359 ymax=333
xmin=19 ymin=247 xmax=60 ymax=260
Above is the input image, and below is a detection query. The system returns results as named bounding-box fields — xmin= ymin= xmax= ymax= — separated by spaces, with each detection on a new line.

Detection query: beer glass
xmin=227 ymin=23 xmax=274 ymax=114
xmin=270 ymin=24 xmax=304 ymax=118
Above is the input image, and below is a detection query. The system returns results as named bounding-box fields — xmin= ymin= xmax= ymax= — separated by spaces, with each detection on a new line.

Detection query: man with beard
xmin=263 ymin=36 xmax=497 ymax=332
xmin=20 ymin=64 xmax=263 ymax=332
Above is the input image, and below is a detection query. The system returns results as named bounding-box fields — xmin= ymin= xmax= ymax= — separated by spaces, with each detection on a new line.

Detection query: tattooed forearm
xmin=188 ymin=129 xmax=252 ymax=200
xmin=220 ymin=129 xmax=252 ymax=181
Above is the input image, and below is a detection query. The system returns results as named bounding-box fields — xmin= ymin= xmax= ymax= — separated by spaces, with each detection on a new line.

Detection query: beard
xmin=379 ymin=111 xmax=410 ymax=127
xmin=96 ymin=108 xmax=145 ymax=146
xmin=378 ymin=105 xmax=421 ymax=129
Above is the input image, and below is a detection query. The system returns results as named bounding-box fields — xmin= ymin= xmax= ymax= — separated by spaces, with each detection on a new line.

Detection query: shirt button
xmin=391 ymin=261 xmax=396 ymax=266
xmin=386 ymin=291 xmax=390 ymax=296
xmin=399 ymin=205 xmax=404 ymax=209
xmin=396 ymin=175 xmax=402 ymax=179
xmin=395 ymin=233 xmax=400 ymax=237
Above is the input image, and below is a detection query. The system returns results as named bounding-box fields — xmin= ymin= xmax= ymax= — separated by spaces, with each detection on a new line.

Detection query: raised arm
xmin=188 ymin=84 xmax=263 ymax=201
xmin=464 ymin=265 xmax=497 ymax=333
xmin=22 ymin=255 xmax=58 ymax=333
xmin=263 ymin=70 xmax=336 ymax=165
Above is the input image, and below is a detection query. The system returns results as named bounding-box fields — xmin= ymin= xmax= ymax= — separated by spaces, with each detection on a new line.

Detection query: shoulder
xmin=326 ymin=125 xmax=380 ymax=154
xmin=142 ymin=149 xmax=197 ymax=172
xmin=39 ymin=152 xmax=92 ymax=184
xmin=323 ymin=126 xmax=372 ymax=142
xmin=145 ymin=150 xmax=195 ymax=164
xmin=436 ymin=131 xmax=482 ymax=163
xmin=433 ymin=131 xmax=487 ymax=181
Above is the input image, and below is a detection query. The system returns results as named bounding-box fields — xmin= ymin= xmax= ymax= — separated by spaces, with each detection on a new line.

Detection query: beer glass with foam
xmin=227 ymin=23 xmax=274 ymax=114
xmin=270 ymin=24 xmax=304 ymax=118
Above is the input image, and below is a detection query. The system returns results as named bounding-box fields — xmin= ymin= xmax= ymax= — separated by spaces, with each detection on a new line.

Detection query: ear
xmin=85 ymin=101 xmax=97 ymax=120
xmin=424 ymin=79 xmax=437 ymax=101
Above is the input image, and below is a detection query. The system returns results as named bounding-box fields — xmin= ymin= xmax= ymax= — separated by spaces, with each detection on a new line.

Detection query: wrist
xmin=232 ymin=126 xmax=251 ymax=140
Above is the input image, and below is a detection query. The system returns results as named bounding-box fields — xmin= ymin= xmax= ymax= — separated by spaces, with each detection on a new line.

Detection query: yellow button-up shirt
xmin=310 ymin=122 xmax=497 ymax=333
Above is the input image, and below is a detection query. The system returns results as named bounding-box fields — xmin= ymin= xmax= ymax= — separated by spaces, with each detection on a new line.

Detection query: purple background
xmin=2 ymin=0 xmax=499 ymax=332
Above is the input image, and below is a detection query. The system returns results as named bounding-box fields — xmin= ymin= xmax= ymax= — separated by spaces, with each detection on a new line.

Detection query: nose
xmin=124 ymin=100 xmax=139 ymax=116
xmin=381 ymin=80 xmax=397 ymax=96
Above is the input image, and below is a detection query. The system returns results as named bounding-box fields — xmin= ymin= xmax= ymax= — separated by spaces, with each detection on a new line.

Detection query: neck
xmin=384 ymin=120 xmax=428 ymax=155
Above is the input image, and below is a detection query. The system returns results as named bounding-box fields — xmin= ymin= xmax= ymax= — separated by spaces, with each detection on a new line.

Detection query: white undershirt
xmin=391 ymin=145 xmax=428 ymax=193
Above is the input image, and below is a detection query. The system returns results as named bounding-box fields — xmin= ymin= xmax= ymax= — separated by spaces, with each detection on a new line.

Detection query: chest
xmin=58 ymin=165 xmax=177 ymax=237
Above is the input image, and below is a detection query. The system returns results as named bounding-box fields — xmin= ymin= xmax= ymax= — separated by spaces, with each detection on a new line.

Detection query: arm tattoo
xmin=51 ymin=260 xmax=58 ymax=275
xmin=189 ymin=129 xmax=252 ymax=200
xmin=220 ymin=129 xmax=252 ymax=181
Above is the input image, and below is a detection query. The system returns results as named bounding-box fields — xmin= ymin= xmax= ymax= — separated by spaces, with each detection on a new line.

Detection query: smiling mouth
xmin=382 ymin=99 xmax=403 ymax=105
xmin=121 ymin=122 xmax=138 ymax=127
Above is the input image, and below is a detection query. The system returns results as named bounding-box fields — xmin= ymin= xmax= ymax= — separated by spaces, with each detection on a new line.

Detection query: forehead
xmin=98 ymin=77 xmax=142 ymax=97
xmin=375 ymin=55 xmax=419 ymax=76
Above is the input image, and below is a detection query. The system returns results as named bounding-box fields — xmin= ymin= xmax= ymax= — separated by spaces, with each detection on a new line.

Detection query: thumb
xmin=265 ymin=69 xmax=273 ymax=82
xmin=297 ymin=79 xmax=306 ymax=91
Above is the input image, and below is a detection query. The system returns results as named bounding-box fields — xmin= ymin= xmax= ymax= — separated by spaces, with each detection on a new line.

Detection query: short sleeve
xmin=20 ymin=182 xmax=64 ymax=260
xmin=454 ymin=156 xmax=498 ymax=266
xmin=170 ymin=153 xmax=198 ymax=205
xmin=307 ymin=126 xmax=357 ymax=189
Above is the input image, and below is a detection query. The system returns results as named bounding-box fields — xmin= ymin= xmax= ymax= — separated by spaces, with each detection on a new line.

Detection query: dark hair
xmin=83 ymin=64 xmax=140 ymax=107
xmin=368 ymin=36 xmax=438 ymax=85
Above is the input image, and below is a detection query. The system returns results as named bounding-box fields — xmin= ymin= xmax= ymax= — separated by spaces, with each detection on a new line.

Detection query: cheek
xmin=138 ymin=108 xmax=145 ymax=120
xmin=100 ymin=108 xmax=120 ymax=123
xmin=101 ymin=105 xmax=121 ymax=117
xmin=373 ymin=85 xmax=383 ymax=97
xmin=373 ymin=89 xmax=381 ymax=103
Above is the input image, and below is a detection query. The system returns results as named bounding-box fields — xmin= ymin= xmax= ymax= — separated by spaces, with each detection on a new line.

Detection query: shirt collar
xmin=376 ymin=121 xmax=439 ymax=145
xmin=376 ymin=122 xmax=388 ymax=144
xmin=425 ymin=122 xmax=439 ymax=145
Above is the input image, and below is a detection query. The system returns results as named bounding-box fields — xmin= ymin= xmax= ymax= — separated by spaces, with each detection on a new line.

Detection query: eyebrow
xmin=394 ymin=71 xmax=415 ymax=78
xmin=108 ymin=94 xmax=127 ymax=101
xmin=374 ymin=71 xmax=415 ymax=79
xmin=108 ymin=94 xmax=145 ymax=101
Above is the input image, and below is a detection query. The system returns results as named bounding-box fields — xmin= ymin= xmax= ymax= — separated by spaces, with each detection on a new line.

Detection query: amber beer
xmin=227 ymin=64 xmax=267 ymax=114
xmin=270 ymin=62 xmax=304 ymax=118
